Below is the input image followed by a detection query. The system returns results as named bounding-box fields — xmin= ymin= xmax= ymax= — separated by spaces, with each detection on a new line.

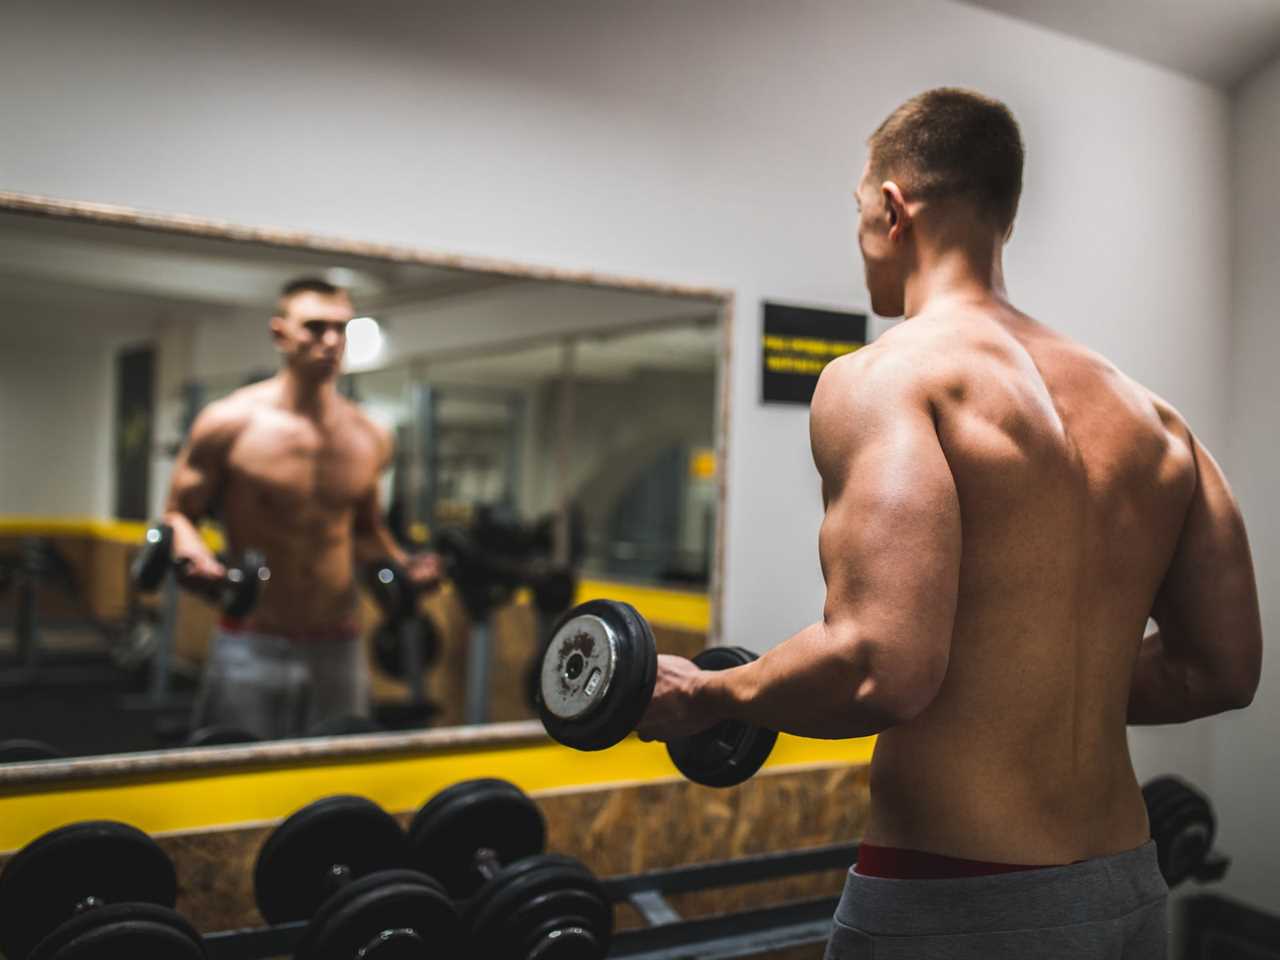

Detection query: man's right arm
xmin=1129 ymin=433 xmax=1262 ymax=724
xmin=162 ymin=402 xmax=243 ymax=590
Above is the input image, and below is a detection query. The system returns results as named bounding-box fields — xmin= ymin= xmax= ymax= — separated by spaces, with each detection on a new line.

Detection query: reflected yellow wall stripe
xmin=0 ymin=734 xmax=873 ymax=852
xmin=0 ymin=517 xmax=149 ymax=542
xmin=0 ymin=517 xmax=712 ymax=633
xmin=573 ymin=579 xmax=710 ymax=633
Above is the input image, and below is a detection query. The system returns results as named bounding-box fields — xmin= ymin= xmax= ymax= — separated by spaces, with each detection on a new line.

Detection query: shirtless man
xmin=637 ymin=89 xmax=1262 ymax=958
xmin=165 ymin=278 xmax=440 ymax=739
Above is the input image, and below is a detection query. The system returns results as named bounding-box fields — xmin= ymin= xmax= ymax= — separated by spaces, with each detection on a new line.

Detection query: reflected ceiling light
xmin=346 ymin=316 xmax=383 ymax=366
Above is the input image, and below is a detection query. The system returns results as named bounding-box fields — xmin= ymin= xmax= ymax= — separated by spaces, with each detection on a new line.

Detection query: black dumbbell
xmin=531 ymin=568 xmax=578 ymax=619
xmin=253 ymin=795 xmax=460 ymax=960
xmin=306 ymin=714 xmax=384 ymax=738
xmin=132 ymin=522 xmax=270 ymax=618
xmin=1142 ymin=775 xmax=1229 ymax=888
xmin=184 ymin=726 xmax=261 ymax=748
xmin=409 ymin=779 xmax=613 ymax=959
xmin=0 ymin=738 xmax=65 ymax=763
xmin=0 ymin=820 xmax=206 ymax=960
xmin=364 ymin=558 xmax=442 ymax=680
xmin=535 ymin=599 xmax=778 ymax=788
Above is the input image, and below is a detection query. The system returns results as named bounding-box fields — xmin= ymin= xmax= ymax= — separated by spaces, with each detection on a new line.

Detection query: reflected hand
xmin=405 ymin=552 xmax=444 ymax=592
xmin=636 ymin=655 xmax=719 ymax=743
xmin=174 ymin=550 xmax=226 ymax=599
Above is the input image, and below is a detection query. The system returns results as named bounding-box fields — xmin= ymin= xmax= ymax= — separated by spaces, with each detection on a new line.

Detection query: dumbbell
xmin=535 ymin=599 xmax=778 ymax=788
xmin=306 ymin=713 xmax=384 ymax=738
xmin=410 ymin=779 xmax=612 ymax=959
xmin=1143 ymin=775 xmax=1230 ymax=888
xmin=364 ymin=557 xmax=442 ymax=681
xmin=0 ymin=820 xmax=205 ymax=960
xmin=253 ymin=795 xmax=460 ymax=960
xmin=184 ymin=725 xmax=260 ymax=748
xmin=132 ymin=522 xmax=270 ymax=618
xmin=0 ymin=738 xmax=65 ymax=763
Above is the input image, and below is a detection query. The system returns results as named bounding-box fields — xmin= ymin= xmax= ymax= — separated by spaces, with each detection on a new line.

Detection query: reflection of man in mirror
xmin=163 ymin=277 xmax=442 ymax=739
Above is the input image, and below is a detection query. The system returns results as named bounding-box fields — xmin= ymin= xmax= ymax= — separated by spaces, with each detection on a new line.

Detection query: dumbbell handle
xmin=322 ymin=863 xmax=354 ymax=898
xmin=73 ymin=896 xmax=105 ymax=915
xmin=474 ymin=847 xmax=503 ymax=881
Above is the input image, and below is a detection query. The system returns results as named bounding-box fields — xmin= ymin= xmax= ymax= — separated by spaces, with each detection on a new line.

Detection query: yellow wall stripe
xmin=0 ymin=734 xmax=873 ymax=852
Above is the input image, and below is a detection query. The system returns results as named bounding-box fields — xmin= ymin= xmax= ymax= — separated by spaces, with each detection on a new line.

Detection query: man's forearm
xmin=163 ymin=509 xmax=214 ymax=563
xmin=1127 ymin=630 xmax=1242 ymax=724
xmin=696 ymin=621 xmax=897 ymax=740
xmin=353 ymin=525 xmax=408 ymax=568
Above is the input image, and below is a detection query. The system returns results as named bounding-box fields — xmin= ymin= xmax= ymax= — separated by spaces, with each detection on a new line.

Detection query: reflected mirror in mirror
xmin=0 ymin=203 xmax=727 ymax=761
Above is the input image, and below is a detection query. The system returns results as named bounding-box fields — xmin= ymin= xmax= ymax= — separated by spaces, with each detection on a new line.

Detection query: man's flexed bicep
xmin=162 ymin=402 xmax=244 ymax=585
xmin=812 ymin=350 xmax=962 ymax=725
xmin=704 ymin=348 xmax=962 ymax=741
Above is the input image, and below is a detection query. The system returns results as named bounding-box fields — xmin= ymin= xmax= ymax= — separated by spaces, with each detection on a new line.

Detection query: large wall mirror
xmin=0 ymin=195 xmax=730 ymax=765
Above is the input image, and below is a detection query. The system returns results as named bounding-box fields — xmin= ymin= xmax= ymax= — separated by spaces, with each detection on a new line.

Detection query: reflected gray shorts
xmin=825 ymin=841 xmax=1168 ymax=959
xmin=192 ymin=625 xmax=370 ymax=740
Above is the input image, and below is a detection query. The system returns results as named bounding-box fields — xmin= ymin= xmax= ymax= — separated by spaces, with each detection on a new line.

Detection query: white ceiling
xmin=421 ymin=323 xmax=721 ymax=392
xmin=0 ymin=210 xmax=512 ymax=346
xmin=960 ymin=0 xmax=1280 ymax=88
xmin=0 ymin=211 xmax=722 ymax=384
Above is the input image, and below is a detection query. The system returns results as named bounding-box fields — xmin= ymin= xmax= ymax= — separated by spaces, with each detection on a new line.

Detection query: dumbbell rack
xmin=203 ymin=841 xmax=859 ymax=960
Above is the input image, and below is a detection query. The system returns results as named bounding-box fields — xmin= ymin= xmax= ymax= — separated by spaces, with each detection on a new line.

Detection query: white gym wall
xmin=1215 ymin=51 xmax=1280 ymax=913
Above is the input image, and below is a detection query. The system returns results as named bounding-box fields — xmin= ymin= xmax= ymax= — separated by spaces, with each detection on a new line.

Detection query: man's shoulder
xmin=335 ymin=396 xmax=393 ymax=458
xmin=816 ymin=324 xmax=942 ymax=408
xmin=189 ymin=389 xmax=260 ymax=448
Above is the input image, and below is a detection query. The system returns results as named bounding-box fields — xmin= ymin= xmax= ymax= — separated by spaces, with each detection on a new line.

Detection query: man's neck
xmin=902 ymin=235 xmax=1009 ymax=319
xmin=277 ymin=368 xmax=338 ymax=419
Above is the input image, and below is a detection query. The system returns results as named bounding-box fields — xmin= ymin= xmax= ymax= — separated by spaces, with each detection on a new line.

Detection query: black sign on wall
xmin=761 ymin=302 xmax=867 ymax=405
xmin=114 ymin=346 xmax=155 ymax=520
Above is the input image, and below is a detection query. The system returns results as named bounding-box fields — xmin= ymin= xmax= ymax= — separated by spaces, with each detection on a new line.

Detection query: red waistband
xmin=219 ymin=616 xmax=359 ymax=641
xmin=854 ymin=843 xmax=1055 ymax=879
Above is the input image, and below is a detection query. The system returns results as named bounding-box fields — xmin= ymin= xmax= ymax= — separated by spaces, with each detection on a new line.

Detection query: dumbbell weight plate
xmin=373 ymin=617 xmax=441 ymax=680
xmin=532 ymin=569 xmax=577 ymax=617
xmin=537 ymin=600 xmax=657 ymax=752
xmin=306 ymin=714 xmax=384 ymax=738
xmin=1142 ymin=776 xmax=1216 ymax=887
xmin=0 ymin=739 xmax=65 ymax=763
xmin=254 ymin=796 xmax=408 ymax=925
xmin=0 ymin=821 xmax=177 ymax=960
xmin=220 ymin=550 xmax=269 ymax=620
xmin=29 ymin=902 xmax=206 ymax=960
xmin=130 ymin=524 xmax=173 ymax=592
xmin=364 ymin=560 xmax=418 ymax=623
xmin=506 ymin=892 xmax=609 ymax=960
xmin=294 ymin=869 xmax=460 ymax=960
xmin=463 ymin=854 xmax=612 ymax=960
xmin=666 ymin=647 xmax=778 ymax=789
xmin=184 ymin=726 xmax=260 ymax=748
xmin=1155 ymin=792 xmax=1215 ymax=886
xmin=408 ymin=778 xmax=546 ymax=900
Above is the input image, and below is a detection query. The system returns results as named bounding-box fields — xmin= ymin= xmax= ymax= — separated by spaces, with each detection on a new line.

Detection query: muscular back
xmin=854 ymin=306 xmax=1192 ymax=862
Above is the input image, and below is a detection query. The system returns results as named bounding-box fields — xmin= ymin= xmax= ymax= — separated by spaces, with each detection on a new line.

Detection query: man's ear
xmin=269 ymin=315 xmax=287 ymax=348
xmin=881 ymin=181 xmax=909 ymax=241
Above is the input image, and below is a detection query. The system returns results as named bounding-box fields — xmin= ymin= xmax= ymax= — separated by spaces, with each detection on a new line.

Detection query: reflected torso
xmin=865 ymin=305 xmax=1196 ymax=865
xmin=217 ymin=383 xmax=385 ymax=635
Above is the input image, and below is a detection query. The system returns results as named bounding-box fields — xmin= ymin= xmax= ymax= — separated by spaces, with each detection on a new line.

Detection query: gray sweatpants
xmin=825 ymin=841 xmax=1168 ymax=959
xmin=191 ymin=626 xmax=370 ymax=740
